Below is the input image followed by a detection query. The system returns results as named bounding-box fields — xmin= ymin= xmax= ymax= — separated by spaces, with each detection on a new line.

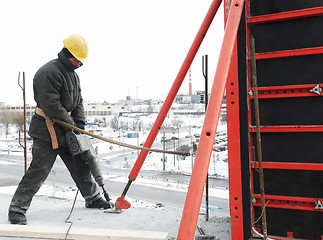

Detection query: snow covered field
xmin=0 ymin=119 xmax=229 ymax=198
xmin=0 ymin=110 xmax=231 ymax=239
xmin=0 ymin=110 xmax=229 ymax=179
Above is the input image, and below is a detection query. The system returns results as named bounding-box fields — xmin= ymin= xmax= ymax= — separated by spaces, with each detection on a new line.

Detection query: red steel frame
xmin=117 ymin=1 xmax=323 ymax=239
xmin=249 ymin=46 xmax=323 ymax=60
xmin=247 ymin=6 xmax=323 ymax=24
xmin=224 ymin=0 xmax=245 ymax=239
xmin=127 ymin=0 xmax=223 ymax=181
xmin=115 ymin=0 xmax=246 ymax=238
xmin=226 ymin=41 xmax=245 ymax=240
xmin=248 ymin=84 xmax=323 ymax=99
xmin=252 ymin=194 xmax=323 ymax=212
xmin=249 ymin=125 xmax=323 ymax=132
xmin=244 ymin=3 xmax=323 ymax=240
xmin=115 ymin=0 xmax=223 ymax=209
xmin=178 ymin=0 xmax=245 ymax=239
xmin=251 ymin=161 xmax=323 ymax=171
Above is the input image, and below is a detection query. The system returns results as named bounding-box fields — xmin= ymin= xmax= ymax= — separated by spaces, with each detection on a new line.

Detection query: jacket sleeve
xmin=34 ymin=70 xmax=75 ymax=127
xmin=71 ymin=95 xmax=85 ymax=130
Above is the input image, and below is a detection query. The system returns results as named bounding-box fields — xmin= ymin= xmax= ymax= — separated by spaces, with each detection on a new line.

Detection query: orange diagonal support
xmin=128 ymin=0 xmax=223 ymax=182
xmin=177 ymin=0 xmax=245 ymax=239
xmin=116 ymin=0 xmax=223 ymax=210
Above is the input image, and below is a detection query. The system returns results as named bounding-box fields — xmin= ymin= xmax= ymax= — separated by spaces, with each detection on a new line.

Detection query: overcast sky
xmin=0 ymin=0 xmax=224 ymax=105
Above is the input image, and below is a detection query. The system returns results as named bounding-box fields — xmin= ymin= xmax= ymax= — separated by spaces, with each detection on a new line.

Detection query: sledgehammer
xmin=54 ymin=118 xmax=190 ymax=210
xmin=53 ymin=118 xmax=190 ymax=156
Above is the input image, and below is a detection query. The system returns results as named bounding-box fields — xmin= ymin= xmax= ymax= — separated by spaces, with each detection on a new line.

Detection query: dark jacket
xmin=28 ymin=50 xmax=85 ymax=147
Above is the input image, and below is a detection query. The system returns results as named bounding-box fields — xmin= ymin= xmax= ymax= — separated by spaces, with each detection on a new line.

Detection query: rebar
xmin=250 ymin=36 xmax=268 ymax=239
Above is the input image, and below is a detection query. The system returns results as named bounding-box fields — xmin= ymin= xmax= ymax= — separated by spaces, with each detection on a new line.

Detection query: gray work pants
xmin=9 ymin=138 xmax=99 ymax=214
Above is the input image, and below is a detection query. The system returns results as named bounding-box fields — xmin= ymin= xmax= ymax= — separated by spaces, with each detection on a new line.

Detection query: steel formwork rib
xmin=177 ymin=0 xmax=245 ymax=239
xmin=245 ymin=2 xmax=323 ymax=239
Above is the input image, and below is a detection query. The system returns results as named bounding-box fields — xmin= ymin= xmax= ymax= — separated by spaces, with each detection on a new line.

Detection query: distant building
xmin=84 ymin=103 xmax=128 ymax=117
xmin=175 ymin=94 xmax=191 ymax=104
xmin=173 ymin=110 xmax=205 ymax=116
xmin=191 ymin=91 xmax=226 ymax=105
xmin=0 ymin=104 xmax=36 ymax=118
xmin=191 ymin=91 xmax=208 ymax=104
xmin=0 ymin=103 xmax=128 ymax=118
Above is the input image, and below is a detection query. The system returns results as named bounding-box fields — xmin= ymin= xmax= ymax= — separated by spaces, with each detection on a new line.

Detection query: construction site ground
xmin=0 ymin=182 xmax=231 ymax=240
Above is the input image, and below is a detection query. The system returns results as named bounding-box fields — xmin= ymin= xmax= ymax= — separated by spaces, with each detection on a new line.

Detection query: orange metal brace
xmin=177 ymin=0 xmax=245 ymax=239
xmin=115 ymin=0 xmax=223 ymax=210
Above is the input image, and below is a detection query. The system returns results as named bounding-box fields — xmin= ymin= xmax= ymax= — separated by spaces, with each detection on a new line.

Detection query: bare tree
xmin=171 ymin=118 xmax=184 ymax=127
xmin=120 ymin=120 xmax=128 ymax=131
xmin=193 ymin=142 xmax=198 ymax=154
xmin=137 ymin=119 xmax=143 ymax=132
xmin=101 ymin=117 xmax=107 ymax=127
xmin=12 ymin=112 xmax=24 ymax=132
xmin=147 ymin=103 xmax=153 ymax=113
xmin=130 ymin=121 xmax=137 ymax=131
xmin=110 ymin=116 xmax=119 ymax=132
xmin=0 ymin=110 xmax=13 ymax=137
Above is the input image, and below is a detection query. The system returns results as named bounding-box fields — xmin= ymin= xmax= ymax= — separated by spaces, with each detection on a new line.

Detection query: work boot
xmin=86 ymin=197 xmax=112 ymax=209
xmin=8 ymin=211 xmax=27 ymax=225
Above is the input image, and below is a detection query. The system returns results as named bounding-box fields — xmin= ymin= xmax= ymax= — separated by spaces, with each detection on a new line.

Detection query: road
xmin=0 ymin=151 xmax=230 ymax=216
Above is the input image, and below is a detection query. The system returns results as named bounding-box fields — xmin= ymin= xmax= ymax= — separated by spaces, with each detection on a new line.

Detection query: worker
xmin=8 ymin=34 xmax=112 ymax=225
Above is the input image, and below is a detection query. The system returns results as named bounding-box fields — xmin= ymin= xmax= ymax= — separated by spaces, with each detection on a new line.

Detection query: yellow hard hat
xmin=63 ymin=34 xmax=88 ymax=62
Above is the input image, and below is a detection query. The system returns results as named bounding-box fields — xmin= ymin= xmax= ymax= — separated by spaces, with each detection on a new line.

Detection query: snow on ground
xmin=105 ymin=174 xmax=229 ymax=200
xmin=0 ymin=190 xmax=231 ymax=240
xmin=0 ymin=184 xmax=163 ymax=210
xmin=0 ymin=120 xmax=229 ymax=203
xmin=0 ymin=120 xmax=229 ymax=179
xmin=0 ymin=156 xmax=229 ymax=202
xmin=0 ymin=180 xmax=231 ymax=239
xmin=0 ymin=115 xmax=231 ymax=239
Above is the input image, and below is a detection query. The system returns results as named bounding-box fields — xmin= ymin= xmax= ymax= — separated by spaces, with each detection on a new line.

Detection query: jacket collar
xmin=58 ymin=49 xmax=82 ymax=71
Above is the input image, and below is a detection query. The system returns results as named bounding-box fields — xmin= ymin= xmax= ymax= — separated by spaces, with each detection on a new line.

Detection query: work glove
xmin=74 ymin=121 xmax=85 ymax=134
xmin=74 ymin=130 xmax=81 ymax=135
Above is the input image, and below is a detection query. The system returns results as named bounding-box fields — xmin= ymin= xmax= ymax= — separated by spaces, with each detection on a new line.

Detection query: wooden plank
xmin=0 ymin=224 xmax=170 ymax=240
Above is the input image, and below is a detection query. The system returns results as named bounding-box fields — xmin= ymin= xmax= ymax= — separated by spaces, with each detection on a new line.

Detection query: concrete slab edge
xmin=0 ymin=224 xmax=170 ymax=240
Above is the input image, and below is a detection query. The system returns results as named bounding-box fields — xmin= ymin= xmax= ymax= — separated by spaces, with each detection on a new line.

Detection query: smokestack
xmin=189 ymin=67 xmax=192 ymax=96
